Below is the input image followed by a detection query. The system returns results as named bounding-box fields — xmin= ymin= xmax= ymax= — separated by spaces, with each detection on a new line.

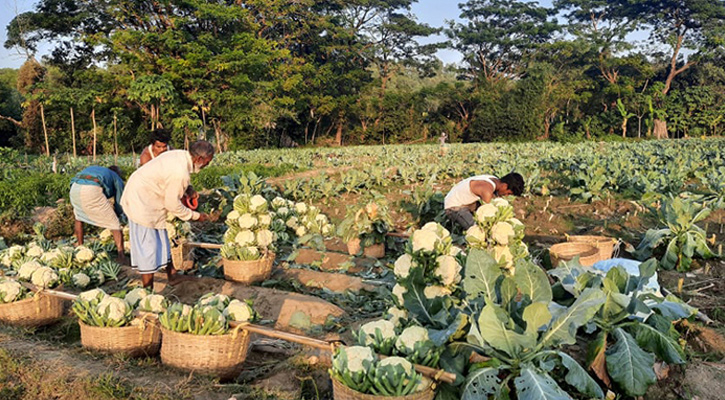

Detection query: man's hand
xmin=196 ymin=213 xmax=210 ymax=222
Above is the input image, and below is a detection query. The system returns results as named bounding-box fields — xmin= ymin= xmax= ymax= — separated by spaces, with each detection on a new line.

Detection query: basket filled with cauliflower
xmin=0 ymin=274 xmax=64 ymax=327
xmin=158 ymin=292 xmax=258 ymax=379
xmin=73 ymin=288 xmax=165 ymax=357
xmin=220 ymin=194 xmax=277 ymax=284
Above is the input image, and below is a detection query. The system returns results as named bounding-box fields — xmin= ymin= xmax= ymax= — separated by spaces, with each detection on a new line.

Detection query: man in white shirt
xmin=121 ymin=140 xmax=215 ymax=289
xmin=444 ymin=172 xmax=524 ymax=230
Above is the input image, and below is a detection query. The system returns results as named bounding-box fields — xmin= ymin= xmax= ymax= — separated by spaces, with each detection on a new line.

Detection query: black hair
xmin=151 ymin=129 xmax=172 ymax=144
xmin=500 ymin=172 xmax=525 ymax=196
xmin=108 ymin=165 xmax=123 ymax=178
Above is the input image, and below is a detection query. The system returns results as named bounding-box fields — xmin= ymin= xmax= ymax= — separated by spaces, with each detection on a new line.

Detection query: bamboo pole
xmin=18 ymin=283 xmax=457 ymax=384
xmin=185 ymin=242 xmax=223 ymax=250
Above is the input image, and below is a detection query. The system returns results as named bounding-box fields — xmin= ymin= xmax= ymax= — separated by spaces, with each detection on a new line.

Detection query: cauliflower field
xmin=1 ymin=139 xmax=725 ymax=400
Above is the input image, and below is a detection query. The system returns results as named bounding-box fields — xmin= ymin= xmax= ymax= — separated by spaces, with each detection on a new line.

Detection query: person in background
xmin=121 ymin=141 xmax=215 ymax=289
xmin=70 ymin=166 xmax=127 ymax=264
xmin=444 ymin=172 xmax=525 ymax=230
xmin=139 ymin=129 xmax=172 ymax=166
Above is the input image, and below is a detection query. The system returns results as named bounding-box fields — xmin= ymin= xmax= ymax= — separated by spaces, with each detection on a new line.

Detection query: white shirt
xmin=444 ymin=175 xmax=497 ymax=209
xmin=121 ymin=150 xmax=200 ymax=229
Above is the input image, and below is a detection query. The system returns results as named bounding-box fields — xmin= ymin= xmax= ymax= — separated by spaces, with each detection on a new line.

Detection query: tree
xmin=447 ymin=0 xmax=559 ymax=85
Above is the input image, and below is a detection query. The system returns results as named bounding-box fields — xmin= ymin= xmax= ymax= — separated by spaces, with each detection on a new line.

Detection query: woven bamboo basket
xmin=347 ymin=239 xmax=385 ymax=259
xmin=160 ymin=326 xmax=251 ymax=379
xmin=0 ymin=292 xmax=64 ymax=327
xmin=332 ymin=377 xmax=435 ymax=400
xmin=171 ymin=240 xmax=194 ymax=271
xmin=566 ymin=235 xmax=616 ymax=263
xmin=549 ymin=242 xmax=599 ymax=267
xmin=79 ymin=318 xmax=162 ymax=357
xmin=222 ymin=253 xmax=275 ymax=284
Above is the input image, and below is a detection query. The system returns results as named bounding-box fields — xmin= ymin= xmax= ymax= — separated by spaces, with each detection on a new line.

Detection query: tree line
xmin=1 ymin=0 xmax=724 ymax=155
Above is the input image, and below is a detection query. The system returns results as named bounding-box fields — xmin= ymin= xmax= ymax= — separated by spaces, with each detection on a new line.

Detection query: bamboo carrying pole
xmin=16 ymin=283 xmax=457 ymax=384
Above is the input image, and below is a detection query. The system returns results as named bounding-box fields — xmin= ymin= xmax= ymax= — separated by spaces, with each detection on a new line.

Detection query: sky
xmin=0 ymin=0 xmax=646 ymax=70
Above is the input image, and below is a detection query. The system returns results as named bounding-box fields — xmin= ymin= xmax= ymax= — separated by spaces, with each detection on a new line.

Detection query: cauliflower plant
xmin=411 ymin=229 xmax=438 ymax=253
xmin=294 ymin=202 xmax=307 ymax=214
xmin=79 ymin=288 xmax=107 ymax=302
xmin=386 ymin=307 xmax=408 ymax=327
xmin=392 ymin=284 xmax=407 ymax=305
xmin=124 ymin=287 xmax=149 ymax=307
xmin=344 ymin=346 xmax=375 ymax=373
xmin=256 ymin=229 xmax=274 ymax=248
xmin=476 ymin=203 xmax=498 ymax=220
xmin=379 ymin=356 xmax=413 ymax=375
xmin=423 ymin=285 xmax=452 ymax=299
xmin=97 ymin=296 xmax=130 ymax=324
xmin=26 ymin=244 xmax=43 ymax=258
xmin=249 ymin=195 xmax=267 ymax=212
xmin=238 ymin=213 xmax=258 ymax=230
xmin=491 ymin=198 xmax=510 ymax=208
xmin=235 ymin=230 xmax=256 ymax=246
xmin=491 ymin=222 xmax=515 ymax=245
xmin=198 ymin=293 xmax=231 ymax=310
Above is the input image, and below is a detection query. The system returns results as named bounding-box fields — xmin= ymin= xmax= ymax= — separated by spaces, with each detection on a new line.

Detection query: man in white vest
xmin=444 ymin=173 xmax=524 ymax=230
xmin=121 ymin=140 xmax=215 ymax=289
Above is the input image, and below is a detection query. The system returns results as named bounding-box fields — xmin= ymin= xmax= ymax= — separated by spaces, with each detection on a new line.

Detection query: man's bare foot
xmin=116 ymin=256 xmax=128 ymax=266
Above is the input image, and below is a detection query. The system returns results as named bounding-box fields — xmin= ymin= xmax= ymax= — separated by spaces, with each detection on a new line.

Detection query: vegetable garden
xmin=1 ymin=138 xmax=725 ymax=400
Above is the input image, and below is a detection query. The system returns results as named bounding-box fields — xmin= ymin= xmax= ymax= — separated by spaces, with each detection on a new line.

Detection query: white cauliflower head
xmin=421 ymin=222 xmax=450 ymax=240
xmin=18 ymin=260 xmax=42 ymax=280
xmin=26 ymin=244 xmax=43 ymax=258
xmin=379 ymin=356 xmax=413 ymax=375
xmin=256 ymin=229 xmax=274 ymax=248
xmin=435 ymin=255 xmax=462 ymax=286
xmin=75 ymin=246 xmax=95 ymax=263
xmin=396 ymin=326 xmax=429 ymax=352
xmin=227 ymin=210 xmax=240 ymax=221
xmin=424 ymin=285 xmax=452 ymax=299
xmin=493 ymin=245 xmax=514 ymax=269
xmin=97 ymin=296 xmax=130 ymax=323
xmin=411 ymin=229 xmax=438 ymax=252
xmin=79 ymin=288 xmax=107 ymax=303
xmin=475 ymin=203 xmax=498 ymax=220
xmin=491 ymin=222 xmax=515 ymax=245
xmin=393 ymin=254 xmax=414 ymax=279
xmin=491 ymin=198 xmax=510 ymax=208
xmin=223 ymin=299 xmax=253 ymax=322
xmin=0 ymin=280 xmax=22 ymax=303
xmin=295 ymin=226 xmax=307 ymax=237
xmin=359 ymin=319 xmax=396 ymax=344
xmin=258 ymin=214 xmax=272 ymax=227
xmin=392 ymin=283 xmax=407 ymax=305
xmin=465 ymin=225 xmax=487 ymax=245
xmin=238 ymin=213 xmax=258 ymax=230
xmin=72 ymin=273 xmax=91 ymax=289
xmin=386 ymin=306 xmax=408 ymax=327
xmin=294 ymin=202 xmax=308 ymax=214
xmin=31 ymin=266 xmax=58 ymax=288
xmin=139 ymin=294 xmax=166 ymax=313
xmin=234 ymin=230 xmax=256 ymax=246
xmin=249 ymin=195 xmax=268 ymax=212
xmin=124 ymin=288 xmax=149 ymax=307
xmin=344 ymin=346 xmax=375 ymax=373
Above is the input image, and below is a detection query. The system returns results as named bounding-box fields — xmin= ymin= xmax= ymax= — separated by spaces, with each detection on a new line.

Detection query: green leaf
xmin=650 ymin=295 xmax=697 ymax=320
xmin=632 ymin=322 xmax=685 ymax=365
xmin=557 ymin=351 xmax=604 ymax=399
xmin=464 ymin=248 xmax=503 ymax=304
xmin=523 ymin=302 xmax=551 ymax=336
xmin=541 ymin=288 xmax=606 ymax=347
xmin=661 ymin=238 xmax=680 ymax=270
xmin=514 ymin=366 xmax=571 ymax=400
xmin=514 ymin=259 xmax=553 ymax=304
xmin=638 ymin=259 xmax=658 ymax=280
xmin=603 ymin=266 xmax=627 ymax=293
xmin=606 ymin=328 xmax=656 ymax=397
xmin=462 ymin=367 xmax=501 ymax=400
xmin=478 ymin=304 xmax=536 ymax=358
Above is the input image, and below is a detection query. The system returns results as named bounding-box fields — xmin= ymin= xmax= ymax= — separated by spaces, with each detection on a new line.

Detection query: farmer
xmin=70 ymin=165 xmax=127 ymax=264
xmin=121 ymin=141 xmax=215 ymax=289
xmin=139 ymin=129 xmax=172 ymax=166
xmin=444 ymin=172 xmax=524 ymax=230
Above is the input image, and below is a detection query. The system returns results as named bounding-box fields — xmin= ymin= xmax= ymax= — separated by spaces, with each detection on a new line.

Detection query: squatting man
xmin=444 ymin=173 xmax=524 ymax=230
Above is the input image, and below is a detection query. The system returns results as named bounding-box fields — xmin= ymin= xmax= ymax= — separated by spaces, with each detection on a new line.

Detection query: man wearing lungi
xmin=70 ymin=165 xmax=127 ymax=264
xmin=121 ymin=141 xmax=214 ymax=289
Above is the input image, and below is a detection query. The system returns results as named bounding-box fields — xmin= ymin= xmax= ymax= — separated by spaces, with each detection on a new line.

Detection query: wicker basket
xmin=549 ymin=242 xmax=599 ymax=267
xmin=566 ymin=235 xmax=616 ymax=263
xmin=160 ymin=326 xmax=251 ymax=379
xmin=332 ymin=376 xmax=435 ymax=400
xmin=222 ymin=253 xmax=275 ymax=284
xmin=171 ymin=240 xmax=194 ymax=271
xmin=347 ymin=239 xmax=385 ymax=259
xmin=0 ymin=292 xmax=64 ymax=327
xmin=79 ymin=318 xmax=162 ymax=357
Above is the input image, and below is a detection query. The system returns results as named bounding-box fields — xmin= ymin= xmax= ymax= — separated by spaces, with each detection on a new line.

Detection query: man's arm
xmin=470 ymin=180 xmax=495 ymax=204
xmin=164 ymin=175 xmax=200 ymax=222
xmin=139 ymin=147 xmax=151 ymax=166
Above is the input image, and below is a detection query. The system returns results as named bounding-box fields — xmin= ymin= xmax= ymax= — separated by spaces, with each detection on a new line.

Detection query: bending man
xmin=70 ymin=165 xmax=127 ymax=264
xmin=121 ymin=141 xmax=214 ymax=289
xmin=444 ymin=172 xmax=524 ymax=230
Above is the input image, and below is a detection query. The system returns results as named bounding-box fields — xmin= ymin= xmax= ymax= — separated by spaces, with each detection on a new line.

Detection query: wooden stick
xmin=386 ymin=232 xmax=410 ymax=238
xmin=18 ymin=284 xmax=457 ymax=383
xmin=185 ymin=242 xmax=223 ymax=250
